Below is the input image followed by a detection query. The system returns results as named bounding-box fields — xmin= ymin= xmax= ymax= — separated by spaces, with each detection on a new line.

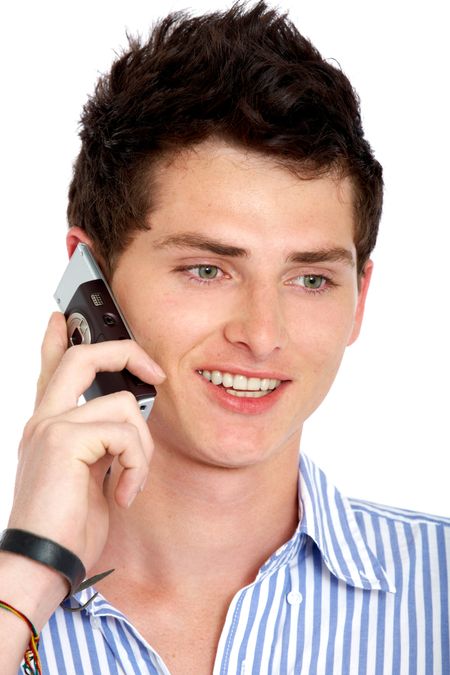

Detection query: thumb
xmin=34 ymin=312 xmax=68 ymax=410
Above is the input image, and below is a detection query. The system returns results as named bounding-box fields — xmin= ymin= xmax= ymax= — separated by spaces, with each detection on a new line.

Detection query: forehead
xmin=148 ymin=140 xmax=356 ymax=253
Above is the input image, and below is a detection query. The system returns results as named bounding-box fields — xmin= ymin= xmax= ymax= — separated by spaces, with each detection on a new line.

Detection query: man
xmin=0 ymin=3 xmax=448 ymax=674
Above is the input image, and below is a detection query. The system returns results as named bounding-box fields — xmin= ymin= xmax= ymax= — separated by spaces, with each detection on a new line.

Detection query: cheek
xmin=290 ymin=310 xmax=354 ymax=421
xmin=124 ymin=290 xmax=213 ymax=365
xmin=289 ymin=298 xmax=356 ymax=363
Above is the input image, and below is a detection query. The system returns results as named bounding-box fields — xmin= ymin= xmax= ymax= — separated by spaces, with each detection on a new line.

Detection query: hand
xmin=8 ymin=312 xmax=165 ymax=575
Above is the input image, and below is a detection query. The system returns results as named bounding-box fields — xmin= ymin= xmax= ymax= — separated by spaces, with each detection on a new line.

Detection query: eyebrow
xmin=287 ymin=248 xmax=355 ymax=267
xmin=152 ymin=232 xmax=248 ymax=257
xmin=152 ymin=232 xmax=355 ymax=267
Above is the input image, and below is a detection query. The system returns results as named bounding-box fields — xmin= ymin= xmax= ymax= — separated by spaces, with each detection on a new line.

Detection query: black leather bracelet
xmin=0 ymin=529 xmax=86 ymax=596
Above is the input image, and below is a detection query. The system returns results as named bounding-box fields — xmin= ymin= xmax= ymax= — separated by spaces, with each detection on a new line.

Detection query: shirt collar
xmin=298 ymin=454 xmax=395 ymax=593
xmin=66 ymin=453 xmax=396 ymax=613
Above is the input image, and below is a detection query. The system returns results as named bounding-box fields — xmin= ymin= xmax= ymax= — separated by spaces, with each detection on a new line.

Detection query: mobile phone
xmin=54 ymin=243 xmax=156 ymax=419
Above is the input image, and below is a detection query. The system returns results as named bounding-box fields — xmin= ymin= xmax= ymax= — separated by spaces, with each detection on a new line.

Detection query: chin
xmin=193 ymin=448 xmax=273 ymax=471
xmin=150 ymin=397 xmax=301 ymax=469
xmin=186 ymin=425 xmax=297 ymax=471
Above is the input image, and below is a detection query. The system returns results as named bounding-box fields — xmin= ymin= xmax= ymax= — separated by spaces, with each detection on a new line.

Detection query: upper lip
xmin=196 ymin=366 xmax=291 ymax=381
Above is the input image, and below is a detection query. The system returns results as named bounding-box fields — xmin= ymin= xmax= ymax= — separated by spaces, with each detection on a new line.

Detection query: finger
xmin=114 ymin=456 xmax=147 ymax=508
xmin=77 ymin=421 xmax=150 ymax=508
xmin=89 ymin=454 xmax=114 ymax=489
xmin=55 ymin=390 xmax=154 ymax=464
xmin=38 ymin=419 xmax=150 ymax=508
xmin=35 ymin=312 xmax=68 ymax=410
xmin=37 ymin=339 xmax=166 ymax=418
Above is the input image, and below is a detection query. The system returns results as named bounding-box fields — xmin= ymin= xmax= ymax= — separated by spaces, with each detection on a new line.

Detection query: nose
xmin=223 ymin=282 xmax=288 ymax=360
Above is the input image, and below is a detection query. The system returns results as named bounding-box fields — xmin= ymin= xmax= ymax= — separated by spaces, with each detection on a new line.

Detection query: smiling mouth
xmin=197 ymin=369 xmax=283 ymax=398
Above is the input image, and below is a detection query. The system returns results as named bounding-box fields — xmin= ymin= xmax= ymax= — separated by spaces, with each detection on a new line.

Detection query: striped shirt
xmin=31 ymin=454 xmax=450 ymax=674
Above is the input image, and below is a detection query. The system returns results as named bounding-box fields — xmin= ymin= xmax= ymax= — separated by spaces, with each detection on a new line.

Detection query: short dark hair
xmin=68 ymin=1 xmax=383 ymax=277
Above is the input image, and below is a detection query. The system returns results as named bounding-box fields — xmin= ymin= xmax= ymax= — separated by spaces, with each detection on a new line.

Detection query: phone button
xmin=103 ymin=313 xmax=117 ymax=327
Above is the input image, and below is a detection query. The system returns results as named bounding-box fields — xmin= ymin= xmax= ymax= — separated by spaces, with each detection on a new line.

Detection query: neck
xmin=96 ymin=435 xmax=301 ymax=596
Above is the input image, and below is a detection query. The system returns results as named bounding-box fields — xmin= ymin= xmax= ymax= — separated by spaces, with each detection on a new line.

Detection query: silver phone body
xmin=54 ymin=243 xmax=156 ymax=419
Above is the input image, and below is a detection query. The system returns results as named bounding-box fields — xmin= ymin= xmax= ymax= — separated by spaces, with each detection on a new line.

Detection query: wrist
xmin=0 ymin=528 xmax=86 ymax=595
xmin=0 ymin=550 xmax=68 ymax=630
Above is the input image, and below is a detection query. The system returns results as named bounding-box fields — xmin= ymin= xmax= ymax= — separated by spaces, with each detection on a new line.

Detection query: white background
xmin=0 ymin=0 xmax=448 ymax=526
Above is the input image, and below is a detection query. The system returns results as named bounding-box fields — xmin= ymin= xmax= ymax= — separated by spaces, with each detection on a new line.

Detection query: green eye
xmin=198 ymin=265 xmax=219 ymax=279
xmin=303 ymin=275 xmax=325 ymax=289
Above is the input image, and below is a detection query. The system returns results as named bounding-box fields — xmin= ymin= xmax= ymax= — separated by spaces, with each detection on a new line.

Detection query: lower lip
xmin=197 ymin=373 xmax=288 ymax=415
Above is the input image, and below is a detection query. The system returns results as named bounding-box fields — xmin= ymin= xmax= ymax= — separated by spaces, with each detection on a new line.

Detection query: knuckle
xmin=120 ymin=338 xmax=134 ymax=349
xmin=122 ymin=421 xmax=141 ymax=443
xmin=21 ymin=417 xmax=62 ymax=454
xmin=21 ymin=417 xmax=38 ymax=445
xmin=35 ymin=419 xmax=69 ymax=447
xmin=63 ymin=343 xmax=88 ymax=364
xmin=120 ymin=423 xmax=149 ymax=464
xmin=115 ymin=390 xmax=139 ymax=409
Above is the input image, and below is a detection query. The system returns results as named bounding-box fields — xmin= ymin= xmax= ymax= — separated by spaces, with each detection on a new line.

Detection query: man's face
xmin=110 ymin=140 xmax=371 ymax=468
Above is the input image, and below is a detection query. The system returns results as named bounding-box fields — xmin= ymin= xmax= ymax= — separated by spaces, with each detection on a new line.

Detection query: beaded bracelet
xmin=0 ymin=600 xmax=42 ymax=675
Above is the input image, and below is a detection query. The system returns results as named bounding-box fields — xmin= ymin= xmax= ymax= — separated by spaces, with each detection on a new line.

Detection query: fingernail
xmin=127 ymin=491 xmax=139 ymax=508
xmin=149 ymin=362 xmax=166 ymax=379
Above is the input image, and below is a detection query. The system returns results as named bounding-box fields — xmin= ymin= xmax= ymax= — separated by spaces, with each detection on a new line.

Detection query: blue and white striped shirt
xmin=32 ymin=455 xmax=450 ymax=674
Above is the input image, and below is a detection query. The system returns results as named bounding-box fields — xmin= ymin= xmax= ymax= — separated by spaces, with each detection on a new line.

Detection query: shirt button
xmin=90 ymin=616 xmax=101 ymax=630
xmin=287 ymin=591 xmax=303 ymax=605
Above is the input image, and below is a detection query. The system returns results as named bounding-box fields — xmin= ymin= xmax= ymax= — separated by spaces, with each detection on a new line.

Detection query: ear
xmin=347 ymin=260 xmax=373 ymax=346
xmin=66 ymin=226 xmax=96 ymax=259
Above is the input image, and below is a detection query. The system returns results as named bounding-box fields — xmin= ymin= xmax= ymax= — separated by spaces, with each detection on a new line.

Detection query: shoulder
xmin=348 ymin=496 xmax=450 ymax=529
xmin=348 ymin=497 xmax=450 ymax=579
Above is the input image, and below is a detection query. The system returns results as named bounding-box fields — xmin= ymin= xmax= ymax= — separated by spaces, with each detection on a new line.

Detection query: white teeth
xmin=233 ymin=374 xmax=248 ymax=390
xmin=199 ymin=370 xmax=282 ymax=392
xmin=211 ymin=370 xmax=223 ymax=385
xmin=227 ymin=390 xmax=270 ymax=398
xmin=247 ymin=377 xmax=261 ymax=391
xmin=222 ymin=373 xmax=234 ymax=388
